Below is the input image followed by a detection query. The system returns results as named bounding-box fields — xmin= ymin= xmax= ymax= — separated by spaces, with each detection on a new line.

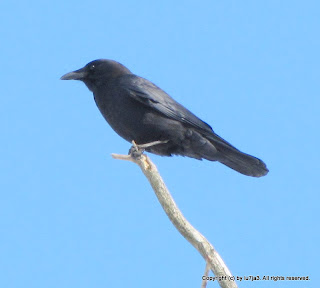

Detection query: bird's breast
xmin=93 ymin=89 xmax=155 ymax=143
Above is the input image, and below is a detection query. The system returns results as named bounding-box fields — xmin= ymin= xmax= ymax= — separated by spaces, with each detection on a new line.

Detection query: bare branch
xmin=201 ymin=262 xmax=211 ymax=288
xmin=112 ymin=152 xmax=238 ymax=288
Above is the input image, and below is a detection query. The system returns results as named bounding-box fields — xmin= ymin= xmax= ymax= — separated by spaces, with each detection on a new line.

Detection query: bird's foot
xmin=129 ymin=141 xmax=144 ymax=159
xmin=129 ymin=140 xmax=169 ymax=159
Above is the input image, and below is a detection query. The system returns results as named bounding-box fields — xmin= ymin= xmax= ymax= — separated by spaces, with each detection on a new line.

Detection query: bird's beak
xmin=60 ymin=67 xmax=87 ymax=80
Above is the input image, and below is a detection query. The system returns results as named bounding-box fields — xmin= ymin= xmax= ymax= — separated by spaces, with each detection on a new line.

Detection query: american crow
xmin=61 ymin=59 xmax=268 ymax=177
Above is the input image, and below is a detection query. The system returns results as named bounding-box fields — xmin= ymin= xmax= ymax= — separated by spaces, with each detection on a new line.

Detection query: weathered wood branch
xmin=112 ymin=150 xmax=238 ymax=288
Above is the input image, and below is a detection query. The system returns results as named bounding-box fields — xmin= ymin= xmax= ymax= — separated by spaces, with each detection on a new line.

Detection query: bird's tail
xmin=206 ymin=133 xmax=269 ymax=177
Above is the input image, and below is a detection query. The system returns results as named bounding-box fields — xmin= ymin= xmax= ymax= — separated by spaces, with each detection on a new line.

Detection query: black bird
xmin=61 ymin=59 xmax=268 ymax=177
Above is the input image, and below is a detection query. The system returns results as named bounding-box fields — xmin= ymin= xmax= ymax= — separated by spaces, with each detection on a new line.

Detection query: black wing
xmin=120 ymin=75 xmax=214 ymax=133
xmin=119 ymin=75 xmax=268 ymax=177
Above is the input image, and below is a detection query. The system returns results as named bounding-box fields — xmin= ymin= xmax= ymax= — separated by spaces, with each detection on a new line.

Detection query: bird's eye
xmin=89 ymin=64 xmax=95 ymax=71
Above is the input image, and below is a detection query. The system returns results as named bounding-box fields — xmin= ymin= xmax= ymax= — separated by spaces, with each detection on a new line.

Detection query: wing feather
xmin=121 ymin=75 xmax=213 ymax=133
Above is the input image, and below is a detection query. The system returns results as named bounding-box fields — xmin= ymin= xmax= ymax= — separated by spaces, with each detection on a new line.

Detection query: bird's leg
xmin=129 ymin=140 xmax=169 ymax=159
xmin=136 ymin=140 xmax=169 ymax=149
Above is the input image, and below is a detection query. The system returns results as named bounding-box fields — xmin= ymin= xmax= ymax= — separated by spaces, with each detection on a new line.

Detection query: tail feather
xmin=206 ymin=133 xmax=269 ymax=177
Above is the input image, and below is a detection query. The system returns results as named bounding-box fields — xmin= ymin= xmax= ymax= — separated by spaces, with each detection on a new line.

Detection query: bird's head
xmin=60 ymin=59 xmax=132 ymax=91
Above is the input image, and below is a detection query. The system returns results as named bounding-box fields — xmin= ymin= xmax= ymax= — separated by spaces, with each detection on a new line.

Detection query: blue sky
xmin=1 ymin=1 xmax=318 ymax=287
